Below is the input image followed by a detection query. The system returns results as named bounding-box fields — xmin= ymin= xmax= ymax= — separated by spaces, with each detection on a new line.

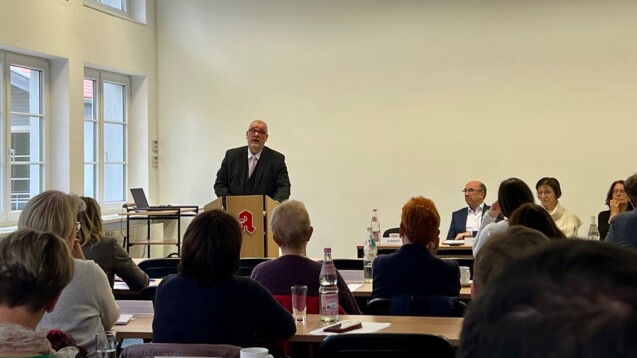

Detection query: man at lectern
xmin=214 ymin=119 xmax=291 ymax=202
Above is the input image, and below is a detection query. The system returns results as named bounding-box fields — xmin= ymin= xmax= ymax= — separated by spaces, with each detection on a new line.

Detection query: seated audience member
xmin=535 ymin=177 xmax=582 ymax=238
xmin=153 ymin=210 xmax=296 ymax=347
xmin=606 ymin=173 xmax=637 ymax=248
xmin=0 ymin=229 xmax=80 ymax=358
xmin=372 ymin=196 xmax=460 ymax=299
xmin=250 ymin=200 xmax=361 ymax=314
xmin=598 ymin=179 xmax=634 ymax=241
xmin=471 ymin=226 xmax=550 ymax=299
xmin=473 ymin=178 xmax=535 ymax=256
xmin=18 ymin=190 xmax=119 ymax=354
xmin=458 ymin=240 xmax=637 ymax=358
xmin=448 ymin=181 xmax=491 ymax=240
xmin=78 ymin=196 xmax=149 ymax=291
xmin=508 ymin=203 xmax=567 ymax=240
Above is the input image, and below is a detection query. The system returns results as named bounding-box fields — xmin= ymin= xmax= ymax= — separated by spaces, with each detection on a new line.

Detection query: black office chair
xmin=365 ymin=295 xmax=465 ymax=317
xmin=138 ymin=258 xmax=179 ymax=279
xmin=236 ymin=257 xmax=271 ymax=277
xmin=332 ymin=258 xmax=364 ymax=271
xmin=137 ymin=285 xmax=157 ymax=304
xmin=382 ymin=227 xmax=400 ymax=237
xmin=318 ymin=333 xmax=455 ymax=358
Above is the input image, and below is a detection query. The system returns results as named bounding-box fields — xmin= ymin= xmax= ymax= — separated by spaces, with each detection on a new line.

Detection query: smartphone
xmin=323 ymin=320 xmax=363 ymax=333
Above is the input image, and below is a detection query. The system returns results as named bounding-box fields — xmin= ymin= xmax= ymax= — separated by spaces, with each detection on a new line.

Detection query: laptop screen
xmin=130 ymin=188 xmax=150 ymax=209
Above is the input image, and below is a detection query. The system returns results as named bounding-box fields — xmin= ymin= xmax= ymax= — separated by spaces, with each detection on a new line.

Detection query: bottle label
xmin=321 ymin=292 xmax=339 ymax=316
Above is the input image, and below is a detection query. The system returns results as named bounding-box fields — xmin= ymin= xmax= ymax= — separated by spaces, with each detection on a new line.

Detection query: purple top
xmin=250 ymin=255 xmax=361 ymax=314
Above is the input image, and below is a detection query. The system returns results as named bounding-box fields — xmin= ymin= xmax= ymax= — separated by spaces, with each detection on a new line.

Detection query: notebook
xmin=130 ymin=188 xmax=168 ymax=211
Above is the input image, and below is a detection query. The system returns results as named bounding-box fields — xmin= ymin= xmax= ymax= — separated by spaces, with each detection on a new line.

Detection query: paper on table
xmin=113 ymin=282 xmax=129 ymax=291
xmin=116 ymin=300 xmax=154 ymax=317
xmin=347 ymin=283 xmax=363 ymax=292
xmin=115 ymin=314 xmax=134 ymax=325
xmin=309 ymin=322 xmax=391 ymax=336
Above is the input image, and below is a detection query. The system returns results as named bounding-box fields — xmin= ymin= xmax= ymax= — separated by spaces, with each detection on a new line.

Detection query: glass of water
xmin=291 ymin=285 xmax=307 ymax=322
xmin=95 ymin=331 xmax=117 ymax=358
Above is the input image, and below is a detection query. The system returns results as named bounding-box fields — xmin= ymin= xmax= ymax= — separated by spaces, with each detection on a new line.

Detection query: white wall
xmin=157 ymin=0 xmax=636 ymax=258
xmin=0 ymin=0 xmax=158 ymax=211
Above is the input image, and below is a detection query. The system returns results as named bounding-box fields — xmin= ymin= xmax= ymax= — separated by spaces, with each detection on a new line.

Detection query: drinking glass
xmin=291 ymin=285 xmax=307 ymax=321
xmin=95 ymin=331 xmax=117 ymax=358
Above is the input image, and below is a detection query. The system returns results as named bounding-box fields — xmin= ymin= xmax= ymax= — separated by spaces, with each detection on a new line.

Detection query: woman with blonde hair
xmin=18 ymin=190 xmax=119 ymax=354
xmin=0 ymin=229 xmax=78 ymax=357
xmin=79 ymin=196 xmax=148 ymax=291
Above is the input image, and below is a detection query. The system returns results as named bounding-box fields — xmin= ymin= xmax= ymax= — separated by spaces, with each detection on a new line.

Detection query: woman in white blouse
xmin=535 ymin=177 xmax=582 ymax=238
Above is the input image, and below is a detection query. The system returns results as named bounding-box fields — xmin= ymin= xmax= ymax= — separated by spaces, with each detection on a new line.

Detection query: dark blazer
xmin=82 ymin=236 xmax=149 ymax=291
xmin=214 ymin=146 xmax=291 ymax=202
xmin=605 ymin=210 xmax=637 ymax=248
xmin=447 ymin=203 xmax=491 ymax=239
xmin=371 ymin=243 xmax=460 ymax=299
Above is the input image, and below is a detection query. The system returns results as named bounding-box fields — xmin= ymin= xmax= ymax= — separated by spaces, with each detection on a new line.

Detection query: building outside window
xmin=84 ymin=69 xmax=128 ymax=209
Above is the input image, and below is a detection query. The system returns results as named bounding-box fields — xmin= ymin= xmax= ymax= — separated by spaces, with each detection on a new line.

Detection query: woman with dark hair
xmin=508 ymin=203 xmax=567 ymax=240
xmin=598 ymin=180 xmax=634 ymax=241
xmin=78 ymin=196 xmax=149 ymax=291
xmin=535 ymin=177 xmax=582 ymax=238
xmin=473 ymin=178 xmax=535 ymax=256
xmin=152 ymin=209 xmax=295 ymax=347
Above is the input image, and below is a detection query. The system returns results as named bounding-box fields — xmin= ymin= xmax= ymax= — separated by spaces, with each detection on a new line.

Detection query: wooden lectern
xmin=204 ymin=195 xmax=279 ymax=258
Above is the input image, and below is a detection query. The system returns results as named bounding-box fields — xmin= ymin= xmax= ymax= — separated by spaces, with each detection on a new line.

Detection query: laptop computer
xmin=130 ymin=188 xmax=168 ymax=211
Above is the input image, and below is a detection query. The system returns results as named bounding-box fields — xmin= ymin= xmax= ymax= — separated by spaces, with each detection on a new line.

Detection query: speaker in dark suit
xmin=214 ymin=120 xmax=291 ymax=202
xmin=447 ymin=203 xmax=491 ymax=239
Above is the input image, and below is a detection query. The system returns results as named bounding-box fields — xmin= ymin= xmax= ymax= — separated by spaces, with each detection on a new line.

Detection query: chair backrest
xmin=365 ymin=296 xmax=466 ymax=317
xmin=137 ymin=286 xmax=157 ymax=304
xmin=120 ymin=342 xmax=241 ymax=358
xmin=332 ymin=258 xmax=364 ymax=271
xmin=237 ymin=257 xmax=271 ymax=277
xmin=390 ymin=295 xmax=466 ymax=317
xmin=382 ymin=227 xmax=400 ymax=237
xmin=274 ymin=295 xmax=347 ymax=315
xmin=318 ymin=333 xmax=455 ymax=358
xmin=137 ymin=258 xmax=179 ymax=278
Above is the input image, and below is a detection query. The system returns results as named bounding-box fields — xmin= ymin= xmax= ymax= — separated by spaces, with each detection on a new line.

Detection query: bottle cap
xmin=324 ymin=247 xmax=331 ymax=253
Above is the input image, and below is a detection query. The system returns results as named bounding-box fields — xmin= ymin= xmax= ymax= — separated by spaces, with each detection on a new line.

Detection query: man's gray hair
xmin=624 ymin=172 xmax=637 ymax=203
xmin=270 ymin=200 xmax=311 ymax=249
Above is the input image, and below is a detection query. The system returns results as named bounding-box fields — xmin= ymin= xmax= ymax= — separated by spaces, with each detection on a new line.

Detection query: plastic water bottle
xmin=319 ymin=247 xmax=339 ymax=322
xmin=587 ymin=216 xmax=600 ymax=240
xmin=371 ymin=209 xmax=381 ymax=242
xmin=363 ymin=227 xmax=377 ymax=283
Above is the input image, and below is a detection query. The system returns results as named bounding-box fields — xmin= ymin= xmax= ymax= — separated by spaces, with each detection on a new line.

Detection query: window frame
xmin=0 ymin=51 xmax=49 ymax=223
xmin=84 ymin=0 xmax=130 ymax=18
xmin=83 ymin=68 xmax=129 ymax=213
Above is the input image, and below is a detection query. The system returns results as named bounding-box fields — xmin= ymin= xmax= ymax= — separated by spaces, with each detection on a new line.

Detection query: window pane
xmin=10 ymin=66 xmax=42 ymax=114
xmin=104 ymin=123 xmax=125 ymax=162
xmin=11 ymin=115 xmax=43 ymax=162
xmin=84 ymin=164 xmax=96 ymax=198
xmin=10 ymin=164 xmax=42 ymax=211
xmin=104 ymin=164 xmax=125 ymax=202
xmin=100 ymin=0 xmax=125 ymax=11
xmin=104 ymin=82 xmax=124 ymax=122
xmin=84 ymin=79 xmax=96 ymax=120
xmin=84 ymin=121 xmax=95 ymax=162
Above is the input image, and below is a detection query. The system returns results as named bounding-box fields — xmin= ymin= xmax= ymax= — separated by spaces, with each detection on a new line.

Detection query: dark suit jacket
xmin=605 ymin=210 xmax=637 ymax=248
xmin=82 ymin=236 xmax=149 ymax=291
xmin=447 ymin=203 xmax=491 ymax=239
xmin=371 ymin=243 xmax=460 ymax=299
xmin=214 ymin=146 xmax=291 ymax=202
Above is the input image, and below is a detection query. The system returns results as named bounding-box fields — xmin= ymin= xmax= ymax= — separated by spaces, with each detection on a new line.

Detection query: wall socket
xmin=152 ymin=140 xmax=158 ymax=152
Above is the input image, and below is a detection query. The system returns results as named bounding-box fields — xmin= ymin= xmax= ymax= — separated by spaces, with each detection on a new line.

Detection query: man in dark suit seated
xmin=214 ymin=120 xmax=291 ymax=202
xmin=372 ymin=196 xmax=460 ymax=299
xmin=606 ymin=172 xmax=637 ymax=248
xmin=447 ymin=180 xmax=494 ymax=240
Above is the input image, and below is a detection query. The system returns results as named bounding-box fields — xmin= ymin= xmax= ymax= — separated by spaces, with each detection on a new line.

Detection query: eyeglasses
xmin=462 ymin=188 xmax=483 ymax=194
xmin=76 ymin=222 xmax=82 ymax=233
xmin=248 ymin=128 xmax=267 ymax=135
xmin=613 ymin=189 xmax=626 ymax=195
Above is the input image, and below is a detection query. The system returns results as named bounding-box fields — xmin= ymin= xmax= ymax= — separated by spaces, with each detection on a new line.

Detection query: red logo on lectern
xmin=238 ymin=210 xmax=256 ymax=234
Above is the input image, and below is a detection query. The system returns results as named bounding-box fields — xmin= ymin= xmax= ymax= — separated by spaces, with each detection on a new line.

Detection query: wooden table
xmin=356 ymin=243 xmax=473 ymax=259
xmin=350 ymin=282 xmax=471 ymax=300
xmin=112 ymin=314 xmax=463 ymax=346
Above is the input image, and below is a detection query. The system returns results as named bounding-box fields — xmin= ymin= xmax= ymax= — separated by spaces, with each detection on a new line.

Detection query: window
xmin=84 ymin=0 xmax=130 ymax=17
xmin=0 ymin=51 xmax=48 ymax=222
xmin=84 ymin=69 xmax=128 ymax=209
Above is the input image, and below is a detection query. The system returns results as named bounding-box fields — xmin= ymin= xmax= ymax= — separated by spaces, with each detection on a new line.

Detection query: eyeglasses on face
xmin=613 ymin=189 xmax=626 ymax=195
xmin=248 ymin=128 xmax=267 ymax=135
xmin=462 ymin=188 xmax=483 ymax=194
xmin=76 ymin=221 xmax=82 ymax=233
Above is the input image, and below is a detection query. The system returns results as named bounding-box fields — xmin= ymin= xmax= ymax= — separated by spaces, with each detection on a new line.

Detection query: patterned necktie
xmin=248 ymin=156 xmax=257 ymax=178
